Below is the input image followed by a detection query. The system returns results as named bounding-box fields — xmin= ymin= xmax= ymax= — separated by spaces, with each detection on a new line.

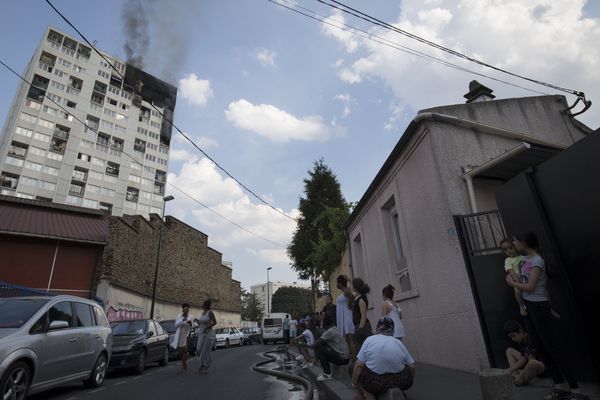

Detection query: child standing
xmin=500 ymin=238 xmax=527 ymax=316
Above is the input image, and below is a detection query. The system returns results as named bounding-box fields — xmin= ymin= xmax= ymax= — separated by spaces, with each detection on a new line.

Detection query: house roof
xmin=344 ymin=94 xmax=592 ymax=229
xmin=0 ymin=195 xmax=108 ymax=244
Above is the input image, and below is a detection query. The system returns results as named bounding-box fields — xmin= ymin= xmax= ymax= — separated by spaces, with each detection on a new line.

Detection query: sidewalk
xmin=292 ymin=352 xmax=600 ymax=400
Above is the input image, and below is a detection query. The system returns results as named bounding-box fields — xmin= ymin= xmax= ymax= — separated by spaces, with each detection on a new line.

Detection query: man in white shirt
xmin=352 ymin=317 xmax=415 ymax=399
xmin=173 ymin=302 xmax=194 ymax=371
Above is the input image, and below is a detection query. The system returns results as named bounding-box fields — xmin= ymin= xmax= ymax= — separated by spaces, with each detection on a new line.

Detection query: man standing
xmin=283 ymin=314 xmax=291 ymax=344
xmin=289 ymin=315 xmax=298 ymax=340
xmin=321 ymin=294 xmax=337 ymax=328
xmin=173 ymin=303 xmax=193 ymax=371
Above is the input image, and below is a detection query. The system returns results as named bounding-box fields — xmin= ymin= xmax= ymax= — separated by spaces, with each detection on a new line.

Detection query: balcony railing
xmin=38 ymin=61 xmax=54 ymax=73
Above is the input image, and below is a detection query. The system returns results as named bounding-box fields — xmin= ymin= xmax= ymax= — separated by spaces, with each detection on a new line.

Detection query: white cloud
xmin=167 ymin=157 xmax=298 ymax=249
xmin=334 ymin=93 xmax=354 ymax=118
xmin=323 ymin=0 xmax=600 ymax=125
xmin=254 ymin=48 xmax=277 ymax=66
xmin=225 ymin=99 xmax=335 ymax=142
xmin=178 ymin=73 xmax=213 ymax=107
xmin=169 ymin=147 xmax=198 ymax=162
xmin=321 ymin=10 xmax=360 ymax=53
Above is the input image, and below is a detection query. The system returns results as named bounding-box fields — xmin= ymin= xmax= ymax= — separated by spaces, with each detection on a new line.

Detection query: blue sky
xmin=1 ymin=1 xmax=599 ymax=290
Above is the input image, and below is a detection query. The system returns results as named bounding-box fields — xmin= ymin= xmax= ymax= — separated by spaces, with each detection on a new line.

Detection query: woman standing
xmin=506 ymin=232 xmax=588 ymax=400
xmin=381 ymin=285 xmax=405 ymax=341
xmin=352 ymin=278 xmax=373 ymax=352
xmin=195 ymin=299 xmax=217 ymax=374
xmin=336 ymin=275 xmax=355 ymax=361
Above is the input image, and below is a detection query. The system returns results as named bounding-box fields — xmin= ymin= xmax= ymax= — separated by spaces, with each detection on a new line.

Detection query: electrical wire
xmin=45 ymin=0 xmax=297 ymax=222
xmin=0 ymin=59 xmax=288 ymax=248
xmin=318 ymin=0 xmax=585 ymax=97
xmin=269 ymin=0 xmax=549 ymax=96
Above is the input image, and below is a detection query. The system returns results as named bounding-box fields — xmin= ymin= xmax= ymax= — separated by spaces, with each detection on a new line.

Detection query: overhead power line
xmin=0 ymin=59 xmax=288 ymax=248
xmin=45 ymin=0 xmax=297 ymax=222
xmin=269 ymin=0 xmax=548 ymax=96
xmin=318 ymin=0 xmax=587 ymax=98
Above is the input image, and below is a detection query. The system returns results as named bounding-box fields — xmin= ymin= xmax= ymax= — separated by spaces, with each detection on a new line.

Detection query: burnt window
xmin=93 ymin=80 xmax=107 ymax=94
xmin=99 ymin=202 xmax=113 ymax=213
xmin=69 ymin=76 xmax=83 ymax=90
xmin=63 ymin=37 xmax=78 ymax=51
xmin=76 ymin=44 xmax=91 ymax=59
xmin=126 ymin=187 xmax=139 ymax=202
xmin=8 ymin=142 xmax=28 ymax=159
xmin=106 ymin=161 xmax=120 ymax=177
xmin=1 ymin=172 xmax=20 ymax=190
xmin=47 ymin=30 xmax=63 ymax=45
xmin=134 ymin=138 xmax=146 ymax=153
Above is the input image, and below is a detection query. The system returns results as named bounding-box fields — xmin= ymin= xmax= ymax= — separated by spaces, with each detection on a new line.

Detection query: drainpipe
xmin=462 ymin=142 xmax=532 ymax=213
xmin=413 ymin=112 xmax=568 ymax=213
xmin=343 ymin=228 xmax=354 ymax=281
xmin=413 ymin=112 xmax=568 ymax=150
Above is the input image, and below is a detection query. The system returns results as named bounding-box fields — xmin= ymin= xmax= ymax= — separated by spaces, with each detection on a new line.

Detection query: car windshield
xmin=111 ymin=320 xmax=147 ymax=335
xmin=0 ymin=298 xmax=49 ymax=328
xmin=242 ymin=328 xmax=252 ymax=334
xmin=160 ymin=320 xmax=176 ymax=333
xmin=264 ymin=318 xmax=282 ymax=328
xmin=214 ymin=328 xmax=229 ymax=334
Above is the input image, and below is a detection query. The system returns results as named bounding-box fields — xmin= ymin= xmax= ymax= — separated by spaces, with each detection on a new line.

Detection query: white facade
xmin=0 ymin=27 xmax=176 ymax=217
xmin=250 ymin=281 xmax=311 ymax=315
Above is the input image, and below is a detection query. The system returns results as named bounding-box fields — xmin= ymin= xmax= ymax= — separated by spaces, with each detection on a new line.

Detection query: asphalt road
xmin=28 ymin=343 xmax=305 ymax=400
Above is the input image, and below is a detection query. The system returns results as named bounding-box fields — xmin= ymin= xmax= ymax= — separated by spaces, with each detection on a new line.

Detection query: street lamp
xmin=150 ymin=195 xmax=174 ymax=319
xmin=266 ymin=267 xmax=272 ymax=316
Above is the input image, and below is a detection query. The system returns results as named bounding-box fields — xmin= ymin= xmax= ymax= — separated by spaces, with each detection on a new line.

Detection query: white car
xmin=214 ymin=327 xmax=243 ymax=349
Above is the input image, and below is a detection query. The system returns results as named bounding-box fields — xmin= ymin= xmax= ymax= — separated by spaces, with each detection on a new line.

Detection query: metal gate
xmin=454 ymin=211 xmax=521 ymax=368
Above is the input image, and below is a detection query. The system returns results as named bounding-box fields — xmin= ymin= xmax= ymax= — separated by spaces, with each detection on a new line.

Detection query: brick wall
xmin=96 ymin=214 xmax=240 ymax=313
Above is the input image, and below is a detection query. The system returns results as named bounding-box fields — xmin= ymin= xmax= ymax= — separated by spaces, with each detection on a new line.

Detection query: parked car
xmin=241 ymin=327 xmax=262 ymax=345
xmin=109 ymin=319 xmax=169 ymax=374
xmin=159 ymin=319 xmax=198 ymax=359
xmin=214 ymin=327 xmax=243 ymax=349
xmin=0 ymin=296 xmax=112 ymax=400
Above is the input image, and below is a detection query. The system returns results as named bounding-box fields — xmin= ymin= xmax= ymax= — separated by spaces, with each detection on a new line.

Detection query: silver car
xmin=0 ymin=296 xmax=112 ymax=400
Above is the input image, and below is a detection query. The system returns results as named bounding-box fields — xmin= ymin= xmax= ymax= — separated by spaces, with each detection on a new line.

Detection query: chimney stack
xmin=463 ymin=80 xmax=496 ymax=103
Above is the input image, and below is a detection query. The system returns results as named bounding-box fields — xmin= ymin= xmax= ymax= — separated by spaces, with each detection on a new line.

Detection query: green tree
xmin=271 ymin=287 xmax=312 ymax=316
xmin=308 ymin=204 xmax=352 ymax=280
xmin=288 ymin=159 xmax=347 ymax=281
xmin=240 ymin=289 xmax=264 ymax=323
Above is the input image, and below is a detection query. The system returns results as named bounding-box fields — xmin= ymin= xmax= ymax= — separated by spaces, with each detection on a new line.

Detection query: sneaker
xmin=301 ymin=362 xmax=313 ymax=369
xmin=316 ymin=373 xmax=332 ymax=381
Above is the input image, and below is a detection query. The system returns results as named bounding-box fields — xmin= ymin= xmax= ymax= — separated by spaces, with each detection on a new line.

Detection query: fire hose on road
xmin=252 ymin=346 xmax=314 ymax=400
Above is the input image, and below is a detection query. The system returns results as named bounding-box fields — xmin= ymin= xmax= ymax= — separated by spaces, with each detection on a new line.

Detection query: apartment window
xmin=159 ymin=144 xmax=169 ymax=154
xmin=82 ymin=199 xmax=98 ymax=209
xmin=29 ymin=147 xmax=46 ymax=158
xmin=47 ymin=30 xmax=63 ymax=45
xmin=96 ymin=133 xmax=110 ymax=147
xmin=101 ymin=187 xmax=115 ymax=198
xmin=139 ymin=107 xmax=150 ymax=124
xmin=153 ymin=182 xmax=165 ymax=195
xmin=63 ymin=37 xmax=77 ymax=51
xmin=150 ymin=121 xmax=161 ymax=129
xmin=131 ymin=162 xmax=142 ymax=171
xmin=47 ymin=94 xmax=63 ymax=104
xmin=53 ymin=68 xmax=66 ymax=78
xmin=15 ymin=127 xmax=33 ymax=137
xmin=112 ymin=137 xmax=124 ymax=152
xmin=72 ymin=167 xmax=88 ymax=182
xmin=89 ymin=171 xmax=103 ymax=181
xmin=19 ymin=177 xmax=38 ymax=187
xmin=25 ymin=99 xmax=42 ymax=110
xmin=134 ymin=138 xmax=146 ymax=153
xmin=91 ymin=92 xmax=105 ymax=106
xmin=99 ymin=202 xmax=113 ymax=213
xmin=77 ymin=152 xmax=91 ymax=162
xmin=103 ymin=108 xmax=116 ymax=118
xmin=147 ymin=143 xmax=158 ymax=151
xmin=20 ymin=113 xmax=37 ymax=124
xmin=126 ymin=187 xmax=139 ymax=202
xmin=8 ymin=142 xmax=28 ymax=158
xmin=37 ymin=119 xmax=54 ymax=130
xmin=42 ymin=105 xmax=58 ymax=116
xmin=66 ymin=100 xmax=76 ymax=108
xmin=42 ymin=165 xmax=60 ymax=176
xmin=114 ymin=125 xmax=126 ymax=134
xmin=101 ymin=120 xmax=114 ymax=130
xmin=33 ymin=132 xmax=51 ymax=143
xmin=58 ymin=58 xmax=71 ymax=68
xmin=50 ymin=81 xmax=66 ymax=91
xmin=381 ymin=197 xmax=412 ymax=295
xmin=72 ymin=64 xmax=85 ymax=74
xmin=106 ymin=162 xmax=120 ymax=177
xmin=120 ymin=103 xmax=130 ymax=112
xmin=36 ymin=196 xmax=53 ymax=202
xmin=47 ymin=152 xmax=63 ymax=161
xmin=155 ymin=170 xmax=166 ymax=183
xmin=69 ymin=182 xmax=85 ymax=197
xmin=68 ymin=76 xmax=83 ymax=90
xmin=108 ymin=98 xmax=118 ymax=106
xmin=50 ymin=125 xmax=70 ymax=154
xmin=129 ymin=174 xmax=141 ymax=183
xmin=66 ymin=195 xmax=82 ymax=205
xmin=39 ymin=181 xmax=56 ymax=191
xmin=91 ymin=158 xmax=106 ymax=168
xmin=25 ymin=161 xmax=43 ymax=172
xmin=85 ymin=115 xmax=100 ymax=133
xmin=0 ymin=173 xmax=19 ymax=190
xmin=94 ymin=80 xmax=107 ymax=94
xmin=4 ymin=156 xmax=24 ymax=167
xmin=76 ymin=44 xmax=91 ymax=60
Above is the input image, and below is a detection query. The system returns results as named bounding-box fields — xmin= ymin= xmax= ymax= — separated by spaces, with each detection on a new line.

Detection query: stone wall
xmin=96 ymin=214 xmax=240 ymax=313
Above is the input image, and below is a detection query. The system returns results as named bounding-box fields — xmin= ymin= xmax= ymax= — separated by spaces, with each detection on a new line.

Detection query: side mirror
xmin=148 ymin=331 xmax=154 ymax=337
xmin=49 ymin=320 xmax=69 ymax=330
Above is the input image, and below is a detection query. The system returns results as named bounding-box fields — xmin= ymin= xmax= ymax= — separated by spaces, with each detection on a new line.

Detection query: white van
xmin=262 ymin=313 xmax=289 ymax=344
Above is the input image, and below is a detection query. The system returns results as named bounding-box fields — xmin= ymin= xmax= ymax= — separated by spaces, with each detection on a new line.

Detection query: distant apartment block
xmin=0 ymin=27 xmax=176 ymax=217
xmin=250 ymin=281 xmax=311 ymax=315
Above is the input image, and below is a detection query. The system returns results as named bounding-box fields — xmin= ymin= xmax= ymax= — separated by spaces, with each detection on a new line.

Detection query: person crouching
xmin=352 ymin=317 xmax=415 ymax=400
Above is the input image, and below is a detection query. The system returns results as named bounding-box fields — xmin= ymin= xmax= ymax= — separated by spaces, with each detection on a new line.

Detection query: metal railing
xmin=459 ymin=210 xmax=507 ymax=256
xmin=0 ymin=281 xmax=55 ymax=298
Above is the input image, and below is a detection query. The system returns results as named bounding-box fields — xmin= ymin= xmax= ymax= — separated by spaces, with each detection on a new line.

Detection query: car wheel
xmin=1 ymin=361 xmax=30 ymax=400
xmin=225 ymin=339 xmax=230 ymax=349
xmin=158 ymin=347 xmax=168 ymax=367
xmin=133 ymin=349 xmax=146 ymax=375
xmin=84 ymin=353 xmax=108 ymax=388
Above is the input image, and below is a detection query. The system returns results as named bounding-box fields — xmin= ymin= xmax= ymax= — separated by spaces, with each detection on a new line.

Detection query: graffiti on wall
xmin=106 ymin=306 xmax=144 ymax=322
